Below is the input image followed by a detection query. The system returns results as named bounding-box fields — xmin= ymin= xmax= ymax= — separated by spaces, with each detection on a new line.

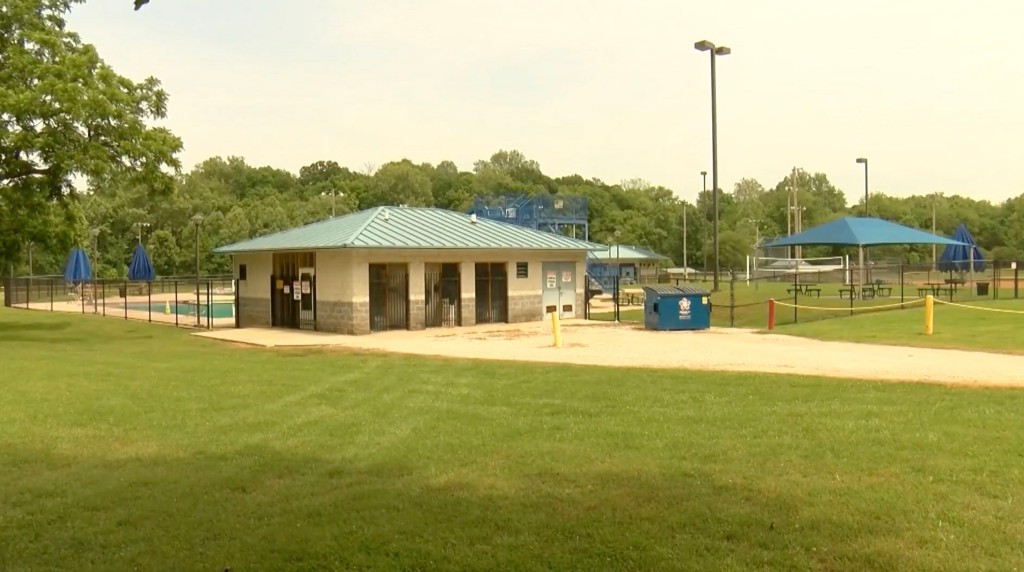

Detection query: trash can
xmin=642 ymin=285 xmax=711 ymax=331
xmin=118 ymin=285 xmax=127 ymax=298
xmin=977 ymin=281 xmax=990 ymax=296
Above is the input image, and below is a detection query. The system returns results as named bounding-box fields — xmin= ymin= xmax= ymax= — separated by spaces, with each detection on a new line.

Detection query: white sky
xmin=68 ymin=0 xmax=1024 ymax=204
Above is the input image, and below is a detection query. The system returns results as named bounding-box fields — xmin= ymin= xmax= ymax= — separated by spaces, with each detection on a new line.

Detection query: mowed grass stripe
xmin=1 ymin=308 xmax=1023 ymax=570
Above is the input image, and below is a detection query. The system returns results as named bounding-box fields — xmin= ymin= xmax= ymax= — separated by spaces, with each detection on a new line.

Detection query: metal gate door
xmin=425 ymin=263 xmax=461 ymax=328
xmin=475 ymin=262 xmax=508 ymax=324
xmin=369 ymin=263 xmax=409 ymax=331
xmin=298 ymin=268 xmax=316 ymax=330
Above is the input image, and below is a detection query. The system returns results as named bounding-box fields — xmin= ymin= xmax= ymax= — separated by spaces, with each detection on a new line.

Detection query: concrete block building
xmin=214 ymin=206 xmax=601 ymax=334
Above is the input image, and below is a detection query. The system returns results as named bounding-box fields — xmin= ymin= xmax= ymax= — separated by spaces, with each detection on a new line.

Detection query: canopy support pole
xmin=969 ymin=248 xmax=975 ymax=294
xmin=858 ymin=246 xmax=865 ymax=298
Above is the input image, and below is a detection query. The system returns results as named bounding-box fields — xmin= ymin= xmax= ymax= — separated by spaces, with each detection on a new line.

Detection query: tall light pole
xmin=856 ymin=157 xmax=869 ymax=217
xmin=89 ymin=228 xmax=100 ymax=270
xmin=191 ymin=214 xmax=204 ymax=327
xmin=932 ymin=193 xmax=939 ymax=271
xmin=695 ymin=40 xmax=730 ymax=291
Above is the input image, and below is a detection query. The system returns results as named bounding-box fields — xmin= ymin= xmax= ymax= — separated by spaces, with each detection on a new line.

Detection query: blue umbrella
xmin=62 ymin=247 xmax=93 ymax=284
xmin=938 ymin=224 xmax=985 ymax=273
xmin=127 ymin=243 xmax=156 ymax=281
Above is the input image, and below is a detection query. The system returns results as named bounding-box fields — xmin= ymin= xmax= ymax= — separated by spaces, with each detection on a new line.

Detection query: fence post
xmin=148 ymin=282 xmax=152 ymax=323
xmin=728 ymin=271 xmax=736 ymax=327
xmin=613 ymin=275 xmax=619 ymax=323
xmin=767 ymin=298 xmax=775 ymax=330
xmin=792 ymin=268 xmax=798 ymax=324
xmin=1016 ymin=261 xmax=1020 ymax=299
xmin=174 ymin=281 xmax=179 ymax=327
xmin=994 ymin=261 xmax=1000 ymax=300
xmin=206 ymin=280 xmax=212 ymax=330
xmin=102 ymin=281 xmax=106 ymax=316
xmin=899 ymin=264 xmax=905 ymax=308
xmin=49 ymin=280 xmax=53 ymax=312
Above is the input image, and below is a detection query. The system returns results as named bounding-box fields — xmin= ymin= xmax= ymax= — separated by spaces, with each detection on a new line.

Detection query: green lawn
xmin=3 ymin=308 xmax=1024 ymax=570
xmin=774 ymin=298 xmax=1024 ymax=354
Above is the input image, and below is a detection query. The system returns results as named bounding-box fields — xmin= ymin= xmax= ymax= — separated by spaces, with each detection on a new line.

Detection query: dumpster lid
xmin=641 ymin=285 xmax=710 ymax=296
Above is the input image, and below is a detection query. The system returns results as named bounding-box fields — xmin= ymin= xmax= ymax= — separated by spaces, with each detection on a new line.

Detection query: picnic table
xmin=918 ymin=282 xmax=953 ymax=298
xmin=839 ymin=285 xmax=874 ymax=299
xmin=837 ymin=283 xmax=893 ymax=299
xmin=617 ymin=289 xmax=644 ymax=306
xmin=786 ymin=283 xmax=821 ymax=297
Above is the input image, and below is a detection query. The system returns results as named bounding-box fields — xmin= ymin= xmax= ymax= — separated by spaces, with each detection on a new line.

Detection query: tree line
xmin=7 ymin=149 xmax=1024 ymax=279
xmin=4 ymin=0 xmax=1024 ymax=281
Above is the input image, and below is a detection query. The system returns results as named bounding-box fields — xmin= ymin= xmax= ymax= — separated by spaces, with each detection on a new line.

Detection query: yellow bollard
xmin=924 ymin=295 xmax=934 ymax=335
xmin=551 ymin=311 xmax=562 ymax=348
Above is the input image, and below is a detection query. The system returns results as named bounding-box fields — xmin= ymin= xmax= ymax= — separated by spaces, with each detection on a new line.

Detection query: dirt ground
xmin=197 ymin=320 xmax=1024 ymax=388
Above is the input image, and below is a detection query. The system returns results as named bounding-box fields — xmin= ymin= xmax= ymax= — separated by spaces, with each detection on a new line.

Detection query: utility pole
xmin=682 ymin=204 xmax=688 ymax=280
xmin=791 ymin=167 xmax=801 ymax=260
xmin=932 ymin=194 xmax=938 ymax=271
xmin=136 ymin=222 xmax=150 ymax=244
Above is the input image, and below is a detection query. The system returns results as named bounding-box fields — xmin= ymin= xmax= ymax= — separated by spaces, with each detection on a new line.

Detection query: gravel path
xmin=198 ymin=320 xmax=1024 ymax=388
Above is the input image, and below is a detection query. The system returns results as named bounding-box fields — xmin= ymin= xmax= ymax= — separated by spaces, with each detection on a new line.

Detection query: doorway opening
xmin=475 ymin=262 xmax=508 ymax=324
xmin=369 ymin=263 xmax=409 ymax=332
xmin=425 ymin=263 xmax=461 ymax=328
xmin=271 ymin=252 xmax=315 ymax=330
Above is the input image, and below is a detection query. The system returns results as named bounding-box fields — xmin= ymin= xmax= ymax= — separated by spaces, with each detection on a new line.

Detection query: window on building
xmin=516 ymin=262 xmax=529 ymax=278
xmin=238 ymin=264 xmax=247 ymax=281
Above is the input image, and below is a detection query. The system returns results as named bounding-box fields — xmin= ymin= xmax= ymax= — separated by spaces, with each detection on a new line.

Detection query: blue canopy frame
xmin=765 ymin=217 xmax=966 ymax=293
xmin=62 ymin=247 xmax=93 ymax=284
xmin=937 ymin=224 xmax=984 ymax=274
xmin=127 ymin=243 xmax=156 ymax=281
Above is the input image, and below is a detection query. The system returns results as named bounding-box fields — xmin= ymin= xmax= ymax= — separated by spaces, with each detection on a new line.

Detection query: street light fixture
xmin=135 ymin=222 xmax=150 ymax=244
xmin=191 ymin=214 xmax=204 ymax=327
xmin=695 ymin=39 xmax=730 ymax=291
xmin=856 ymin=157 xmax=869 ymax=217
xmin=89 ymin=228 xmax=100 ymax=266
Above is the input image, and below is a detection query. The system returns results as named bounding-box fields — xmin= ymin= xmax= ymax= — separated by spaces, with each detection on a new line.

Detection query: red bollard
xmin=768 ymin=298 xmax=776 ymax=330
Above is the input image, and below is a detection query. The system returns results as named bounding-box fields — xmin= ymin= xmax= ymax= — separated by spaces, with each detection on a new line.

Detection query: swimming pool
xmin=126 ymin=301 xmax=236 ymax=319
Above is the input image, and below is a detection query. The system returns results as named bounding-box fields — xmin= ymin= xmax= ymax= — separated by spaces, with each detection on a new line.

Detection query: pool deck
xmin=20 ymin=291 xmax=236 ymax=328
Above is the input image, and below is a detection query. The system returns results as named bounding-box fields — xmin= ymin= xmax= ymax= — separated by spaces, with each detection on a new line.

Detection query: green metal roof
xmin=587 ymin=244 xmax=670 ymax=261
xmin=213 ymin=206 xmax=607 ymax=253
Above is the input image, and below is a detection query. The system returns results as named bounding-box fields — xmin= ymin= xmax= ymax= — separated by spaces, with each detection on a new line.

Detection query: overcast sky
xmin=68 ymin=0 xmax=1024 ymax=205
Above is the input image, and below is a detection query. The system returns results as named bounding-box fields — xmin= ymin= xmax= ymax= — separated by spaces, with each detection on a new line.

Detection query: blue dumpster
xmin=642 ymin=285 xmax=711 ymax=331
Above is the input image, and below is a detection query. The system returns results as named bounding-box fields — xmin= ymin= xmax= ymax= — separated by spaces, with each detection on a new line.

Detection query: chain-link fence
xmin=2 ymin=275 xmax=238 ymax=330
xmin=585 ymin=260 xmax=1024 ymax=329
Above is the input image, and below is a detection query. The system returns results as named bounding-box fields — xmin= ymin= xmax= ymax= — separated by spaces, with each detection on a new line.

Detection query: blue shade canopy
xmin=765 ymin=217 xmax=965 ymax=248
xmin=127 ymin=243 xmax=156 ymax=281
xmin=938 ymin=223 xmax=985 ymax=273
xmin=62 ymin=247 xmax=93 ymax=283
